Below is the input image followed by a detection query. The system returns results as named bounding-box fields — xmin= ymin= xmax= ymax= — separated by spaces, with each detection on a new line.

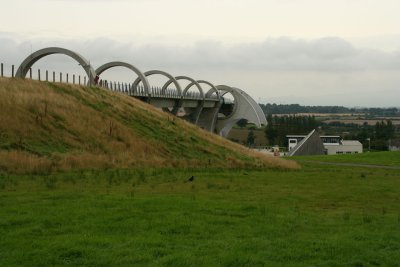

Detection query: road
xmin=297 ymin=160 xmax=400 ymax=170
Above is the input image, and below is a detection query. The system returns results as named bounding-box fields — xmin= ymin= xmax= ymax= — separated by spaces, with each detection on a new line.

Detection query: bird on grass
xmin=187 ymin=176 xmax=194 ymax=182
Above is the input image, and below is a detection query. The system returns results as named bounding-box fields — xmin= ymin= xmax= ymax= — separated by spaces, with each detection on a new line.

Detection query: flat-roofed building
xmin=325 ymin=140 xmax=363 ymax=155
xmin=287 ymin=131 xmax=363 ymax=156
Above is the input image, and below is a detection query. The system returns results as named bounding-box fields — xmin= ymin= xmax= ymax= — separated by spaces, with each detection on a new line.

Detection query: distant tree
xmin=265 ymin=114 xmax=277 ymax=145
xmin=372 ymin=120 xmax=396 ymax=150
xmin=258 ymin=103 xmax=400 ymax=116
xmin=236 ymin=119 xmax=248 ymax=128
xmin=247 ymin=129 xmax=256 ymax=147
xmin=385 ymin=120 xmax=395 ymax=140
xmin=375 ymin=120 xmax=395 ymax=140
xmin=264 ymin=114 xmax=318 ymax=146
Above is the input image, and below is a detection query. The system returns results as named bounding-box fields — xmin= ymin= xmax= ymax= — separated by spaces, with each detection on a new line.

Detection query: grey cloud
xmin=1 ymin=33 xmax=400 ymax=73
xmin=1 ymin=33 xmax=399 ymax=107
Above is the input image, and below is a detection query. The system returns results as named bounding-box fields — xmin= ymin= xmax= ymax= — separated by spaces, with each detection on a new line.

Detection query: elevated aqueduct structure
xmin=15 ymin=47 xmax=266 ymax=136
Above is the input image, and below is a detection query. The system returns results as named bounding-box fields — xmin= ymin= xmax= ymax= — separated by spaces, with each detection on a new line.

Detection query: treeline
xmin=340 ymin=120 xmax=397 ymax=151
xmin=264 ymin=115 xmax=318 ymax=146
xmin=259 ymin=115 xmax=398 ymax=150
xmin=259 ymin=103 xmax=400 ymax=116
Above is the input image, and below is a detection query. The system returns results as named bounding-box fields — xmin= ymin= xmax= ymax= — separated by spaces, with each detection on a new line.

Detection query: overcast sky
xmin=1 ymin=0 xmax=400 ymax=107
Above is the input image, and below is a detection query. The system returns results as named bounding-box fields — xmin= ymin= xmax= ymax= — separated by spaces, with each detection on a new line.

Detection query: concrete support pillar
xmin=196 ymin=101 xmax=222 ymax=132
xmin=38 ymin=69 xmax=41 ymax=81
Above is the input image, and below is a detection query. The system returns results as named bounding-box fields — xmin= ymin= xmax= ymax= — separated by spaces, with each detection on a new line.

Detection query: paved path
xmin=297 ymin=160 xmax=400 ymax=170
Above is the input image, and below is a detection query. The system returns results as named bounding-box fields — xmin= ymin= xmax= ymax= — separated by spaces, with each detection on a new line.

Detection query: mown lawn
xmin=293 ymin=151 xmax=400 ymax=166
xmin=1 ymin=163 xmax=400 ymax=266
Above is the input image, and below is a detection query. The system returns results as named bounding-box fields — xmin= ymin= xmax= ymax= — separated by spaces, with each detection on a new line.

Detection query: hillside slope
xmin=0 ymin=78 xmax=297 ymax=173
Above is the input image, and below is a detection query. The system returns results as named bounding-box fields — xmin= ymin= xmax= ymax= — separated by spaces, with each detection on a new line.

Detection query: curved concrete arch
xmin=197 ymin=80 xmax=220 ymax=99
xmin=162 ymin=76 xmax=204 ymax=99
xmin=162 ymin=76 xmax=206 ymax=124
xmin=215 ymin=85 xmax=267 ymax=137
xmin=234 ymin=87 xmax=266 ymax=126
xmin=15 ymin=47 xmax=96 ymax=84
xmin=194 ymin=80 xmax=222 ymax=132
xmin=216 ymin=85 xmax=239 ymax=120
xmin=132 ymin=70 xmax=183 ymax=97
xmin=95 ymin=61 xmax=150 ymax=94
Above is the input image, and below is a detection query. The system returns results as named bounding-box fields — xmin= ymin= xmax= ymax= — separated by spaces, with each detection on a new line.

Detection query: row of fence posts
xmin=1 ymin=63 xmax=14 ymax=78
xmin=0 ymin=63 xmax=89 ymax=85
xmin=1 ymin=62 xmax=217 ymax=100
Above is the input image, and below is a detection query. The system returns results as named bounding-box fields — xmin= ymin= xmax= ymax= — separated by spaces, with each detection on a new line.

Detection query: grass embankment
xmin=293 ymin=151 xmax=400 ymax=166
xmin=1 ymin=163 xmax=400 ymax=266
xmin=0 ymin=78 xmax=296 ymax=173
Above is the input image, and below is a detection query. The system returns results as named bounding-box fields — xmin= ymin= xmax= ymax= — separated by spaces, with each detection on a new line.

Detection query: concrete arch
xmin=132 ymin=70 xmax=183 ymax=97
xmin=215 ymin=85 xmax=267 ymax=137
xmin=234 ymin=87 xmax=266 ymax=126
xmin=95 ymin=61 xmax=150 ymax=94
xmin=194 ymin=80 xmax=221 ymax=131
xmin=162 ymin=76 xmax=206 ymax=124
xmin=162 ymin=76 xmax=204 ymax=99
xmin=132 ymin=70 xmax=183 ymax=115
xmin=197 ymin=80 xmax=220 ymax=99
xmin=15 ymin=47 xmax=96 ymax=84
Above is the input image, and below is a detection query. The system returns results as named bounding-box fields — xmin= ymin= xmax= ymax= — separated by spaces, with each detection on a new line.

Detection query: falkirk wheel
xmin=15 ymin=47 xmax=267 ymax=136
xmin=215 ymin=85 xmax=267 ymax=137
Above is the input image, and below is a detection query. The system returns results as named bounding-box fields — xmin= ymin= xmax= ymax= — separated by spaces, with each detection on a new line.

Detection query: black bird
xmin=187 ymin=176 xmax=194 ymax=182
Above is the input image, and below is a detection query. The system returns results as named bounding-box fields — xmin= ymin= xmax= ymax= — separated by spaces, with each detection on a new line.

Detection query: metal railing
xmin=0 ymin=62 xmax=220 ymax=101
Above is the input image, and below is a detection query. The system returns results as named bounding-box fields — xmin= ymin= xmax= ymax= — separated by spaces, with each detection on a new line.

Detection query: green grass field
xmin=1 ymin=161 xmax=400 ymax=266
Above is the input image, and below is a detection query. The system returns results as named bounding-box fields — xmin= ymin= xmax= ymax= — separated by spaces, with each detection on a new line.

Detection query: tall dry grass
xmin=0 ymin=78 xmax=299 ymax=174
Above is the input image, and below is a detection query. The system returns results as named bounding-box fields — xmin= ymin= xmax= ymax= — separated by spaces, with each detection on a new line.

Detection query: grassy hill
xmin=0 ymin=78 xmax=297 ymax=174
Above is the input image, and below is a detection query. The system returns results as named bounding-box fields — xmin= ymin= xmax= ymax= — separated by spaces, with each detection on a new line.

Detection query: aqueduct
xmin=15 ymin=47 xmax=267 ymax=136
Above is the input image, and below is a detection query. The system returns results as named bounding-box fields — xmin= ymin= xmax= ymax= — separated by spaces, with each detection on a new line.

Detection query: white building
xmin=287 ymin=134 xmax=363 ymax=155
xmin=324 ymin=140 xmax=363 ymax=155
xmin=389 ymin=139 xmax=400 ymax=151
